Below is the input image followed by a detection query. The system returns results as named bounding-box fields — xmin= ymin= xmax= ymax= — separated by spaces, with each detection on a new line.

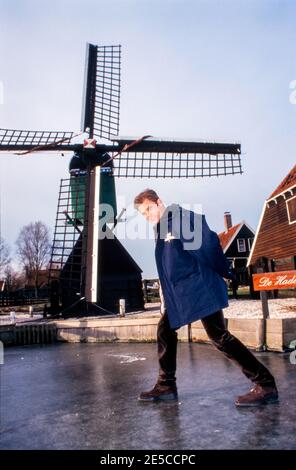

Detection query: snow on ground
xmin=0 ymin=298 xmax=296 ymax=325
xmin=0 ymin=313 xmax=43 ymax=325
xmin=141 ymin=299 xmax=296 ymax=319
xmin=224 ymin=298 xmax=296 ymax=318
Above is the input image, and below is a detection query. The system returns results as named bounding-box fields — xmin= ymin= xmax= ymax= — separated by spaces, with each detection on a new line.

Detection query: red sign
xmin=252 ymin=270 xmax=296 ymax=291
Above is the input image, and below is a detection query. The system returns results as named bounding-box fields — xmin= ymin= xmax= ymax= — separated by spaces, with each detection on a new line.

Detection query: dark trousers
xmin=157 ymin=310 xmax=276 ymax=387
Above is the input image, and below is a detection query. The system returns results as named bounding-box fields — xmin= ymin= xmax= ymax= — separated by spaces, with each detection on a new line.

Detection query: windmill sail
xmin=110 ymin=137 xmax=242 ymax=178
xmin=0 ymin=128 xmax=74 ymax=152
xmin=81 ymin=44 xmax=121 ymax=140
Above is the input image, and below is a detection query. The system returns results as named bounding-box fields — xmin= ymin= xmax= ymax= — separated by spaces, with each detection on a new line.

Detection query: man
xmin=134 ymin=189 xmax=278 ymax=407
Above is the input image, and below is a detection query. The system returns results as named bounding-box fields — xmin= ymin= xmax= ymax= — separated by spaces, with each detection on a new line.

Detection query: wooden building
xmin=218 ymin=212 xmax=255 ymax=285
xmin=247 ymin=163 xmax=296 ymax=277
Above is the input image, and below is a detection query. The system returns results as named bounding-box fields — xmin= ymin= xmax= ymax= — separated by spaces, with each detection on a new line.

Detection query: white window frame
xmin=286 ymin=195 xmax=296 ymax=225
xmin=237 ymin=238 xmax=246 ymax=253
xmin=248 ymin=238 xmax=254 ymax=251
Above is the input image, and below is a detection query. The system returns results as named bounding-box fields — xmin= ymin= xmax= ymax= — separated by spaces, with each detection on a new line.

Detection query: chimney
xmin=224 ymin=212 xmax=232 ymax=232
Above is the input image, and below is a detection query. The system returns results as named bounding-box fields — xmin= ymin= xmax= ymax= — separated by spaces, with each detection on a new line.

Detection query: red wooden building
xmin=247 ymin=164 xmax=296 ymax=279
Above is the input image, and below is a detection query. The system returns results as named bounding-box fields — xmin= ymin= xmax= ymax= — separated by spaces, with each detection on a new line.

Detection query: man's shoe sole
xmin=138 ymin=392 xmax=178 ymax=402
xmin=235 ymin=395 xmax=279 ymax=407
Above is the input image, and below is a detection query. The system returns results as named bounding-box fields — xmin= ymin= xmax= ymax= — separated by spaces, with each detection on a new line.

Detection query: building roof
xmin=218 ymin=222 xmax=241 ymax=250
xmin=268 ymin=163 xmax=296 ymax=200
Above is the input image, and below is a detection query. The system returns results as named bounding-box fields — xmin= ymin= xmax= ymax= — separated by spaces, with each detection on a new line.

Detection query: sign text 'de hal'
xmin=252 ymin=270 xmax=296 ymax=291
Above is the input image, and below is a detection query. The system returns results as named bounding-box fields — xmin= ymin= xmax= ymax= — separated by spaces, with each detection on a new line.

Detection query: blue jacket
xmin=154 ymin=204 xmax=232 ymax=330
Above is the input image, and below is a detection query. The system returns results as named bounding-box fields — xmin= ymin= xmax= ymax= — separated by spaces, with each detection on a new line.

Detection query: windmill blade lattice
xmin=48 ymin=177 xmax=86 ymax=302
xmin=81 ymin=44 xmax=121 ymax=140
xmin=0 ymin=128 xmax=74 ymax=151
xmin=110 ymin=137 xmax=242 ymax=178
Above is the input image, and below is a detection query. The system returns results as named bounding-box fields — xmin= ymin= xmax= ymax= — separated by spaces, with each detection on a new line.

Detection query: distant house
xmin=26 ymin=269 xmax=49 ymax=290
xmin=13 ymin=269 xmax=50 ymax=299
xmin=218 ymin=212 xmax=255 ymax=286
xmin=247 ymin=163 xmax=296 ymax=274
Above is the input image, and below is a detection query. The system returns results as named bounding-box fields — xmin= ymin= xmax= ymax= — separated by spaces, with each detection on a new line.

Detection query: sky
xmin=0 ymin=0 xmax=295 ymax=277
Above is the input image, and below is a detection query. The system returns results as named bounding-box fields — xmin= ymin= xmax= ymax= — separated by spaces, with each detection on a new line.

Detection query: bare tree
xmin=16 ymin=221 xmax=51 ymax=297
xmin=4 ymin=265 xmax=25 ymax=292
xmin=0 ymin=237 xmax=11 ymax=278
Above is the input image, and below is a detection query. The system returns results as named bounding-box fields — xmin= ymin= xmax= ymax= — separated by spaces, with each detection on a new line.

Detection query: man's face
xmin=137 ymin=198 xmax=162 ymax=223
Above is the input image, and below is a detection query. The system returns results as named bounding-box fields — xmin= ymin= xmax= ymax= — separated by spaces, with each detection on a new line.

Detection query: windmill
xmin=0 ymin=43 xmax=242 ymax=317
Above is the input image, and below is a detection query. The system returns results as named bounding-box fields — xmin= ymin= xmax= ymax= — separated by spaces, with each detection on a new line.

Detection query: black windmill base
xmin=60 ymin=234 xmax=144 ymax=317
xmin=49 ymin=233 xmax=144 ymax=317
xmin=47 ymin=177 xmax=144 ymax=318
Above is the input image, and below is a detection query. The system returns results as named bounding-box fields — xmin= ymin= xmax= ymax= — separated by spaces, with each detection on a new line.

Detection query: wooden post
xmin=142 ymin=280 xmax=148 ymax=304
xmin=85 ymin=166 xmax=100 ymax=304
xmin=0 ymin=340 xmax=3 ymax=365
xmin=248 ymin=264 xmax=260 ymax=299
xmin=188 ymin=323 xmax=192 ymax=343
xmin=257 ymin=267 xmax=268 ymax=351
xmin=119 ymin=298 xmax=126 ymax=317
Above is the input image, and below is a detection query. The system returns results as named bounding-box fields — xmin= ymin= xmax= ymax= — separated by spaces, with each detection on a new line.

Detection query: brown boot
xmin=235 ymin=384 xmax=279 ymax=407
xmin=138 ymin=383 xmax=178 ymax=401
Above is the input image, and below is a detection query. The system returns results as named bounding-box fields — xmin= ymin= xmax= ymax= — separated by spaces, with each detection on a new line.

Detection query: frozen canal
xmin=0 ymin=342 xmax=295 ymax=450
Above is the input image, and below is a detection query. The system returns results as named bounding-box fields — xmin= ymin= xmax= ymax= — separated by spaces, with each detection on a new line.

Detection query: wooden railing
xmin=0 ymin=295 xmax=48 ymax=307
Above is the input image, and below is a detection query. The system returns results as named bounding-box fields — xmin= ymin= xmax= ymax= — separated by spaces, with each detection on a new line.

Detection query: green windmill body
xmin=99 ymin=170 xmax=118 ymax=222
xmin=69 ymin=151 xmax=118 ymax=227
